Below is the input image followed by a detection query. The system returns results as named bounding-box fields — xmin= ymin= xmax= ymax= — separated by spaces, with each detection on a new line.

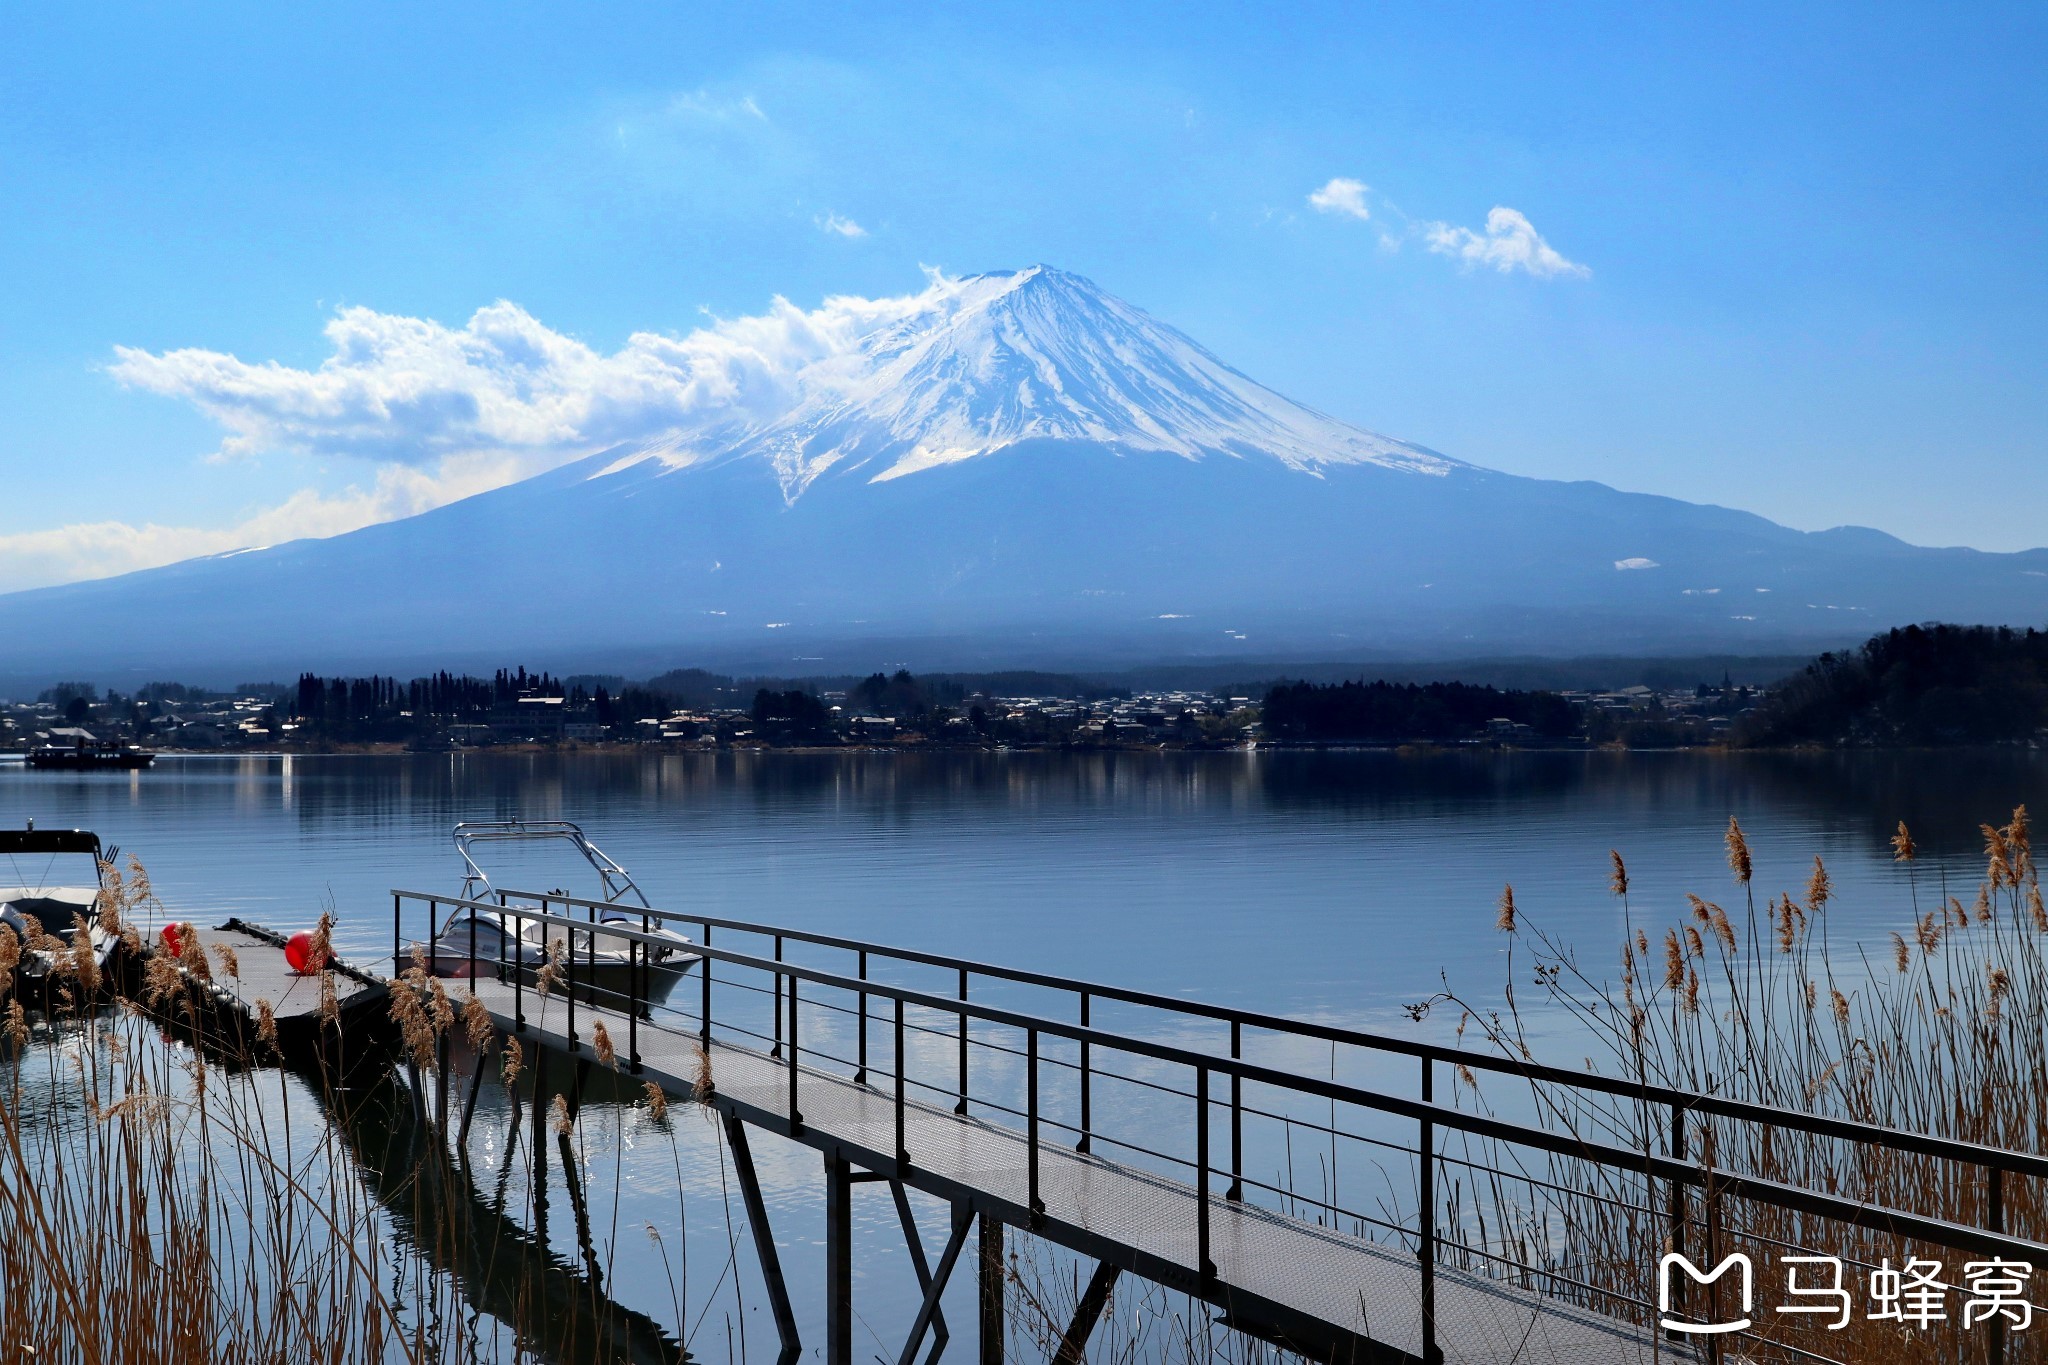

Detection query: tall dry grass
xmin=0 ymin=857 xmax=704 ymax=1364
xmin=0 ymin=859 xmax=401 ymax=1363
xmin=1436 ymin=808 xmax=2048 ymax=1363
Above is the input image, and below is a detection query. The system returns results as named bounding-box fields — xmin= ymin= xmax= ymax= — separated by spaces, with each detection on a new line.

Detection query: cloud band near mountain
xmin=0 ymin=276 xmax=977 ymax=590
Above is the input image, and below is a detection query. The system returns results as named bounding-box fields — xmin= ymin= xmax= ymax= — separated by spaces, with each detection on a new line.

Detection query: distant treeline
xmin=1736 ymin=624 xmax=2048 ymax=746
xmin=1261 ymin=679 xmax=1577 ymax=742
xmin=294 ymin=668 xmax=565 ymax=726
xmin=279 ymin=660 xmax=1127 ymax=739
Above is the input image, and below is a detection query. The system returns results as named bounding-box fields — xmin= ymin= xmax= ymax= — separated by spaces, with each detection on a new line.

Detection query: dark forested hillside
xmin=1261 ymin=679 xmax=1577 ymax=742
xmin=1735 ymin=624 xmax=2048 ymax=745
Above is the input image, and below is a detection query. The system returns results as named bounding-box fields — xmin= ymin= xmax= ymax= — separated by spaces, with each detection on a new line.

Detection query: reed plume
xmin=1725 ymin=817 xmax=1752 ymax=885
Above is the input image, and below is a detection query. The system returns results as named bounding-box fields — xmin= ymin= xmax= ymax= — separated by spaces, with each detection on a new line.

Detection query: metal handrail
xmin=478 ymin=885 xmax=2048 ymax=1184
xmin=394 ymin=890 xmax=2048 ymax=1269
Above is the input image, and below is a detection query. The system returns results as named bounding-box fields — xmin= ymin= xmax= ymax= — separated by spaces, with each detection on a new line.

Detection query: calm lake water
xmin=1 ymin=748 xmax=2041 ymax=1360
xmin=2 ymin=749 xmax=2039 ymax=1022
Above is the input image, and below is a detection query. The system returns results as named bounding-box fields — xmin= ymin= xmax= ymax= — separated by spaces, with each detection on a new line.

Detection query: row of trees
xmin=293 ymin=667 xmax=567 ymax=727
xmin=1735 ymin=624 xmax=2048 ymax=745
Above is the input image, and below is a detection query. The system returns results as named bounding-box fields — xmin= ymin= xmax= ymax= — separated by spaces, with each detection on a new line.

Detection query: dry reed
xmin=1438 ymin=806 xmax=2048 ymax=1363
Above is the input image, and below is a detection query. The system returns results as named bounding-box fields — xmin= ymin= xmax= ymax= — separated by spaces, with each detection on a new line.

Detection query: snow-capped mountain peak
xmin=633 ymin=266 xmax=1457 ymax=495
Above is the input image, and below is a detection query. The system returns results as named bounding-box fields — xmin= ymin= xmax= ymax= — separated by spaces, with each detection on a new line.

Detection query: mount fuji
xmin=3 ymin=265 xmax=2045 ymax=679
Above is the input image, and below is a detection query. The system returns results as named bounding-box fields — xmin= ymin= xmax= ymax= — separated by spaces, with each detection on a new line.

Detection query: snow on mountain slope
xmin=624 ymin=266 xmax=1458 ymax=493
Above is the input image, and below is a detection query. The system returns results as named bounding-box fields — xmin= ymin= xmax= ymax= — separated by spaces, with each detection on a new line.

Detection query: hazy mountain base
xmin=1 ymin=442 xmax=2040 ymax=682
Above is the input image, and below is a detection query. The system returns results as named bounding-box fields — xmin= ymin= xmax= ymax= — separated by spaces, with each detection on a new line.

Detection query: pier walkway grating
xmin=461 ymin=979 xmax=1672 ymax=1365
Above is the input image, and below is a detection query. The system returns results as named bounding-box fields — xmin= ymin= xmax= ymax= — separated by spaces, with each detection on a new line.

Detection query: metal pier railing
xmin=392 ymin=887 xmax=2048 ymax=1365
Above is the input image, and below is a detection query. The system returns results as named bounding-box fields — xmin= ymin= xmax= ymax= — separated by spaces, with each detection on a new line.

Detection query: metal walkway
xmin=396 ymin=888 xmax=2048 ymax=1365
xmin=462 ymin=974 xmax=1661 ymax=1365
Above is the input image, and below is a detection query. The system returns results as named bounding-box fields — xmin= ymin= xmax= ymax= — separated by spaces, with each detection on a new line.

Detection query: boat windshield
xmin=0 ymin=828 xmax=107 ymax=935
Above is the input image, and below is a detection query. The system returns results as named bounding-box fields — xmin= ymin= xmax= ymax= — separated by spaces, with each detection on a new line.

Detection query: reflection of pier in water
xmin=320 ymin=1057 xmax=688 ymax=1364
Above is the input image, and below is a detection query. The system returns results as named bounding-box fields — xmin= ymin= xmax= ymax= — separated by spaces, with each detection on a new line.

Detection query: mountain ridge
xmin=0 ymin=265 xmax=2042 ymax=675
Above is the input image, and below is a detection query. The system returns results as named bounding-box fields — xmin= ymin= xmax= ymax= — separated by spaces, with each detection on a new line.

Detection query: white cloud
xmin=107 ymin=279 xmax=977 ymax=468
xmin=3 ymin=271 xmax=995 ymax=591
xmin=1424 ymin=207 xmax=1589 ymax=279
xmin=1307 ymin=178 xmax=1371 ymax=222
xmin=0 ymin=456 xmax=523 ymax=591
xmin=1614 ymin=557 xmax=1659 ymax=570
xmin=665 ymin=89 xmax=766 ymax=122
xmin=816 ymin=212 xmax=867 ymax=238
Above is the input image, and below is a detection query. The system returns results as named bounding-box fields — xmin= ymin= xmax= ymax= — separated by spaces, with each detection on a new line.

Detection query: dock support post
xmin=724 ymin=1113 xmax=801 ymax=1365
xmin=456 ymin=1032 xmax=490 ymax=1154
xmin=435 ymin=1030 xmax=450 ymax=1135
xmin=560 ymin=1127 xmax=602 ymax=1289
xmin=1053 ymin=1262 xmax=1120 ymax=1365
xmin=901 ymin=1202 xmax=973 ymax=1365
xmin=826 ymin=1152 xmax=852 ymax=1365
xmin=529 ymin=1044 xmax=550 ymax=1241
xmin=405 ymin=1059 xmax=428 ymax=1130
xmin=891 ymin=1180 xmax=950 ymax=1364
xmin=978 ymin=1214 xmax=1004 ymax=1365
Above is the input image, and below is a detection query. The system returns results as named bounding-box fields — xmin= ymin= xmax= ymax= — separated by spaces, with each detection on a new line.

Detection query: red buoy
xmin=160 ymin=923 xmax=184 ymax=957
xmin=284 ymin=930 xmax=326 ymax=975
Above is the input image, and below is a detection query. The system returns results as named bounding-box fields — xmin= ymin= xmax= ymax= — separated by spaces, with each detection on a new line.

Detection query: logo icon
xmin=1660 ymin=1253 xmax=1754 ymax=1335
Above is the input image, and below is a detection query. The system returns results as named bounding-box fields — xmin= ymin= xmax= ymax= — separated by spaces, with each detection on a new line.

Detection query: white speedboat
xmin=0 ymin=822 xmax=124 ymax=999
xmin=406 ymin=821 xmax=698 ymax=1010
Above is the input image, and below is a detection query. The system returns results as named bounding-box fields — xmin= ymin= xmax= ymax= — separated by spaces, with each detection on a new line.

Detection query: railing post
xmin=1702 ymin=1124 xmax=1722 ymax=1365
xmin=1195 ymin=1064 xmax=1214 ymax=1286
xmin=856 ymin=949 xmax=869 ymax=1085
xmin=956 ymin=967 xmax=969 ymax=1116
xmin=699 ymin=922 xmax=712 ymax=1045
xmin=894 ymin=996 xmax=909 ymax=1171
xmin=629 ymin=913 xmax=644 ymax=1074
xmin=1420 ymin=1056 xmax=1439 ymax=1365
xmin=391 ymin=893 xmax=400 ymax=972
xmin=564 ymin=901 xmax=579 ymax=1053
xmin=1077 ymin=992 xmax=1092 ymax=1154
xmin=1027 ymin=1027 xmax=1042 ymax=1224
xmin=1989 ymin=1165 xmax=2007 ymax=1365
xmin=426 ymin=897 xmax=438 ymax=967
xmin=1667 ymin=1102 xmax=1687 ymax=1336
xmin=772 ymin=934 xmax=784 ymax=1058
xmin=1671 ymin=1105 xmax=1687 ymax=1244
xmin=787 ymin=970 xmax=801 ymax=1131
xmin=1228 ymin=1018 xmax=1243 ymax=1201
xmin=513 ymin=906 xmax=525 ymax=1034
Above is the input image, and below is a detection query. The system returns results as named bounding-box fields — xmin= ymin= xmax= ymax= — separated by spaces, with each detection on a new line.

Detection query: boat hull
xmin=417 ymin=949 xmax=697 ymax=1013
xmin=25 ymin=749 xmax=154 ymax=771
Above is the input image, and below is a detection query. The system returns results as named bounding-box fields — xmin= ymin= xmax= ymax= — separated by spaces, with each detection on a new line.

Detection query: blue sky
xmin=1 ymin=2 xmax=2043 ymax=589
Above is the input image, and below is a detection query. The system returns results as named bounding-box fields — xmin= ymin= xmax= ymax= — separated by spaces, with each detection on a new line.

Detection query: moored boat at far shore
xmin=23 ymin=727 xmax=154 ymax=771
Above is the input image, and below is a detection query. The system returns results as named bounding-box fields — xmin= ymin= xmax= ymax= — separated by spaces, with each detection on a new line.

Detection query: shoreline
xmin=5 ymin=738 xmax=2042 ymax=760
